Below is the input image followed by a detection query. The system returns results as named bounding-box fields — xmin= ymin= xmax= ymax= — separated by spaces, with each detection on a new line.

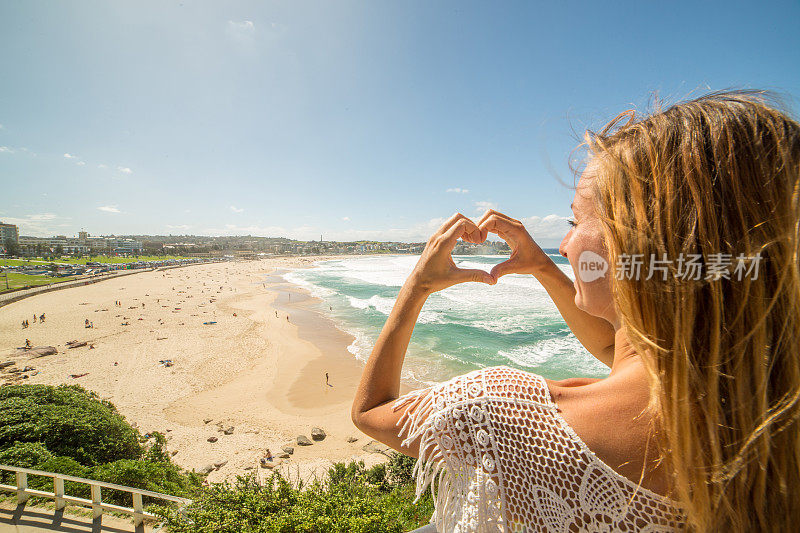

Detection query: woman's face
xmin=558 ymin=164 xmax=618 ymax=327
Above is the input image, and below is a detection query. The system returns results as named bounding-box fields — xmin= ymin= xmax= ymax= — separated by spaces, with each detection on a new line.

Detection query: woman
xmin=352 ymin=91 xmax=800 ymax=532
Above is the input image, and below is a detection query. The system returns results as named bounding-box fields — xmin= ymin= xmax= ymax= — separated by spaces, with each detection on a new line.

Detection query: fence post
xmin=54 ymin=476 xmax=65 ymax=510
xmin=133 ymin=493 xmax=144 ymax=526
xmin=91 ymin=484 xmax=102 ymax=519
xmin=15 ymin=472 xmax=28 ymax=505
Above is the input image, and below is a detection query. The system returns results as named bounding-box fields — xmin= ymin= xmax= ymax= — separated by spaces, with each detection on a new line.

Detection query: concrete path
xmin=0 ymin=501 xmax=156 ymax=533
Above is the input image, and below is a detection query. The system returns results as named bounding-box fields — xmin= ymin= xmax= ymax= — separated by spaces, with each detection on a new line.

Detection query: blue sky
xmin=1 ymin=1 xmax=798 ymax=247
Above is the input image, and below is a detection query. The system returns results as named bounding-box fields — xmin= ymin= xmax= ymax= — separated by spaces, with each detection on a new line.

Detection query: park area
xmin=1 ymin=255 xmax=189 ymax=267
xmin=0 ymin=272 xmax=75 ymax=293
xmin=0 ymin=255 xmax=191 ymax=294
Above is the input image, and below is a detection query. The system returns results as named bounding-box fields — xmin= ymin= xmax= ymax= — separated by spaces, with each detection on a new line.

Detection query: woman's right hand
xmin=477 ymin=210 xmax=550 ymax=281
xmin=406 ymin=213 xmax=495 ymax=295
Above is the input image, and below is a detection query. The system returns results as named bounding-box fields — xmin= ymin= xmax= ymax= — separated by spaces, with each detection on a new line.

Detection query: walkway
xmin=0 ymin=500 xmax=155 ymax=532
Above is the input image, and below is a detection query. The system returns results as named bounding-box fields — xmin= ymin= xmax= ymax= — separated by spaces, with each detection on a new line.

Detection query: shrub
xmin=387 ymin=452 xmax=416 ymax=486
xmin=91 ymin=459 xmax=202 ymax=505
xmin=0 ymin=385 xmax=141 ymax=465
xmin=157 ymin=456 xmax=434 ymax=533
xmin=37 ymin=456 xmax=92 ymax=498
xmin=0 ymin=385 xmax=201 ymax=508
xmin=0 ymin=442 xmax=53 ymax=469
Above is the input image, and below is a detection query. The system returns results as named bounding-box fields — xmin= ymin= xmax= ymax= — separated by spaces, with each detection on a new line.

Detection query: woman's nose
xmin=559 ymin=233 xmax=570 ymax=258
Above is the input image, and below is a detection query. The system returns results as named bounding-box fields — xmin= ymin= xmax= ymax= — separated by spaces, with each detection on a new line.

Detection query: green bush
xmin=0 ymin=384 xmax=200 ymax=507
xmin=0 ymin=384 xmax=141 ymax=465
xmin=0 ymin=442 xmax=53 ymax=469
xmin=0 ymin=385 xmax=433 ymax=527
xmin=157 ymin=455 xmax=434 ymax=533
xmin=91 ymin=459 xmax=202 ymax=505
xmin=387 ymin=452 xmax=416 ymax=486
xmin=37 ymin=456 xmax=92 ymax=498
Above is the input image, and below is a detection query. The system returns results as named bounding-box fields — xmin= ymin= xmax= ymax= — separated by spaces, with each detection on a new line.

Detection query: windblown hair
xmin=586 ymin=90 xmax=800 ymax=531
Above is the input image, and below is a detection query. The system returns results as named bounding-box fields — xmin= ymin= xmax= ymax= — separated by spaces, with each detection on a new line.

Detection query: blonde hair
xmin=586 ymin=90 xmax=800 ymax=531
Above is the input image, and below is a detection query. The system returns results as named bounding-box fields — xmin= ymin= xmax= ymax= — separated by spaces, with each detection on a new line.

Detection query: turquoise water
xmin=284 ymin=254 xmax=610 ymax=386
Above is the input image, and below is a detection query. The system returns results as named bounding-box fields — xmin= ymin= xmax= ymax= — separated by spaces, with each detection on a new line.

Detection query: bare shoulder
xmin=543 ymin=366 xmax=669 ymax=496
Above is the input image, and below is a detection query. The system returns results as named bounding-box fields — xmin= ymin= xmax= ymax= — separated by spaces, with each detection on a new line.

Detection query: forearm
xmin=351 ymin=280 xmax=429 ymax=420
xmin=534 ymin=258 xmax=616 ymax=367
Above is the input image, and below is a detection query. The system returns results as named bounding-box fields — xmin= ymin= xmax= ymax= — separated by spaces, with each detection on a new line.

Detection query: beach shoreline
xmin=0 ymin=256 xmax=393 ymax=483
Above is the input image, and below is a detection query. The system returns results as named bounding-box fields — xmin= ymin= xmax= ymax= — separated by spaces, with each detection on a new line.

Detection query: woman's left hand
xmin=406 ymin=213 xmax=496 ymax=295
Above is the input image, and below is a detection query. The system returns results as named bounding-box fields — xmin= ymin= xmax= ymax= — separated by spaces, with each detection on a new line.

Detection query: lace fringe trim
xmin=393 ymin=387 xmax=463 ymax=531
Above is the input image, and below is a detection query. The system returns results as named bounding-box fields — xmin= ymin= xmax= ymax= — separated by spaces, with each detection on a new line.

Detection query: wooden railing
xmin=0 ymin=464 xmax=191 ymax=527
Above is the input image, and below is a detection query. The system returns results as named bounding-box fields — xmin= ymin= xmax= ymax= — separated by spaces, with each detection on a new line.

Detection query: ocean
xmin=283 ymin=254 xmax=610 ymax=387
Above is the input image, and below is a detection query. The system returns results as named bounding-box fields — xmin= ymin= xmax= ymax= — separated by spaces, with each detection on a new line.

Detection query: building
xmin=0 ymin=222 xmax=19 ymax=245
xmin=106 ymin=238 xmax=143 ymax=254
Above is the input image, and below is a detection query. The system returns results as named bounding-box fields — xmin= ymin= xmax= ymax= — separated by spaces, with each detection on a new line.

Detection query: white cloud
xmin=64 ymin=153 xmax=77 ymax=159
xmin=1 ymin=146 xmax=36 ymax=156
xmin=473 ymin=201 xmax=498 ymax=214
xmin=166 ymin=224 xmax=191 ymax=231
xmin=519 ymin=214 xmax=571 ymax=244
xmin=229 ymin=205 xmax=244 ymax=213
xmin=227 ymin=20 xmax=256 ymax=44
xmin=341 ymin=216 xmax=351 ymax=221
xmin=97 ymin=164 xmax=108 ymax=169
xmin=28 ymin=213 xmax=57 ymax=221
xmin=0 ymin=213 xmax=64 ymax=236
xmin=228 ymin=20 xmax=255 ymax=32
xmin=76 ymin=161 xmax=86 ymax=166
xmin=199 ymin=212 xmax=571 ymax=246
xmin=446 ymin=187 xmax=470 ymax=194
xmin=97 ymin=205 xmax=120 ymax=213
xmin=117 ymin=166 xmax=132 ymax=174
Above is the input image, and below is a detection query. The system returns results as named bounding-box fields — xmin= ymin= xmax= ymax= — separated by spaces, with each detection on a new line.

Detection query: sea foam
xmin=281 ymin=255 xmax=609 ymax=382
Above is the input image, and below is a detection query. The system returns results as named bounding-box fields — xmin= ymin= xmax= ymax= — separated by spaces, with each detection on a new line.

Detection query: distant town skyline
xmin=1 ymin=2 xmax=798 ymax=248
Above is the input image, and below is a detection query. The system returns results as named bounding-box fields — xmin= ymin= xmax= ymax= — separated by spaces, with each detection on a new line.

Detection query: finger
xmin=442 ymin=217 xmax=483 ymax=245
xmin=478 ymin=214 xmax=519 ymax=243
xmin=435 ymin=212 xmax=468 ymax=238
xmin=476 ymin=209 xmax=515 ymax=227
xmin=454 ymin=267 xmax=495 ymax=285
xmin=460 ymin=218 xmax=484 ymax=243
xmin=440 ymin=218 xmax=469 ymax=247
xmin=489 ymin=259 xmax=516 ymax=281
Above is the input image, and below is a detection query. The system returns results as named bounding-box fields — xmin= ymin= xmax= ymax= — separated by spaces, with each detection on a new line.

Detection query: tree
xmin=3 ymin=238 xmax=19 ymax=257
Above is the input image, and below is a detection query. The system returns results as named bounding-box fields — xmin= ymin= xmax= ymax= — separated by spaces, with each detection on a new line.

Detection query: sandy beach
xmin=0 ymin=257 xmax=395 ymax=483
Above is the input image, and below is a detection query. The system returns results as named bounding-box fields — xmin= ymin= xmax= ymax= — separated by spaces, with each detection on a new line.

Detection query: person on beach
xmin=39 ymin=313 xmax=45 ymax=323
xmin=352 ymin=91 xmax=800 ymax=531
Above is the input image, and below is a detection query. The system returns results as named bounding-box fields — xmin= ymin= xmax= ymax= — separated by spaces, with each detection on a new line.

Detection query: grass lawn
xmin=1 ymin=255 xmax=190 ymax=267
xmin=0 ymin=272 xmax=75 ymax=293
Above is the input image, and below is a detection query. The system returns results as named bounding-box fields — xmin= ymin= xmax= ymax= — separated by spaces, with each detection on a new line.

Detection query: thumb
xmin=456 ymin=268 xmax=496 ymax=285
xmin=489 ymin=259 xmax=516 ymax=281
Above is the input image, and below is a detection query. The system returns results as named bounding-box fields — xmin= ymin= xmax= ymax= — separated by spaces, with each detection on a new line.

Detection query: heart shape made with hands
xmin=427 ymin=211 xmax=546 ymax=289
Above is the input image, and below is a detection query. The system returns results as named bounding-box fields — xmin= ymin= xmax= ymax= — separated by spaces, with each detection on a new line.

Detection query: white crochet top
xmin=393 ymin=366 xmax=683 ymax=532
